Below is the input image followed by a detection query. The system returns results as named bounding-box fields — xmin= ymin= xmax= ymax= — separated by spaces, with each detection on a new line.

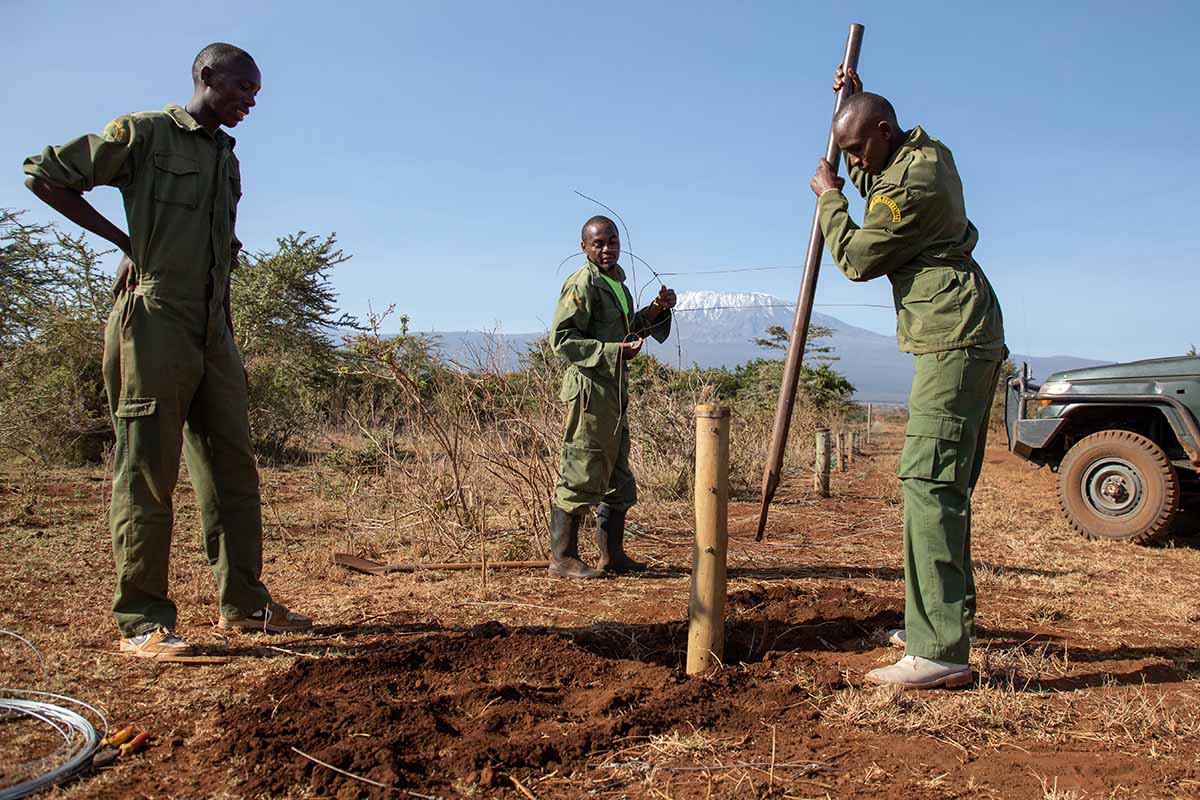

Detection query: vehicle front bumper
xmin=1005 ymin=374 xmax=1065 ymax=462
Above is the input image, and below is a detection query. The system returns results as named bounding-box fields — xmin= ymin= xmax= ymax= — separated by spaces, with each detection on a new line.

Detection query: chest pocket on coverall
xmin=152 ymin=152 xmax=200 ymax=209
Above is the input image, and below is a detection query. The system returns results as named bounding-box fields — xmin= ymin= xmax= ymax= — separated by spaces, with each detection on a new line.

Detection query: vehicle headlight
xmin=1040 ymin=381 xmax=1072 ymax=396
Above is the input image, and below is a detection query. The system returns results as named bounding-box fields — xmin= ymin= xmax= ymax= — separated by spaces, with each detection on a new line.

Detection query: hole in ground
xmin=568 ymin=584 xmax=902 ymax=669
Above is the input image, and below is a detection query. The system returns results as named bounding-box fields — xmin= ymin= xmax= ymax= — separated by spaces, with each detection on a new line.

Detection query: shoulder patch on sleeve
xmin=869 ymin=194 xmax=902 ymax=223
xmin=102 ymin=117 xmax=130 ymax=144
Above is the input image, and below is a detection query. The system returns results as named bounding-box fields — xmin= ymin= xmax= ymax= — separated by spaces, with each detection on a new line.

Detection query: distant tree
xmin=752 ymin=323 xmax=837 ymax=362
xmin=737 ymin=325 xmax=855 ymax=412
xmin=1188 ymin=343 xmax=1197 ymax=357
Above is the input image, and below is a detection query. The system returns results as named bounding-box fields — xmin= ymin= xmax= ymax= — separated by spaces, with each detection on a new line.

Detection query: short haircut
xmin=581 ymin=215 xmax=618 ymax=240
xmin=192 ymin=42 xmax=254 ymax=84
xmin=834 ymin=92 xmax=897 ymax=128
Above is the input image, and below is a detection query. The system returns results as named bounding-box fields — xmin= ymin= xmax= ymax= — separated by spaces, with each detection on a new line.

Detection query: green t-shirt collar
xmin=598 ymin=272 xmax=629 ymax=320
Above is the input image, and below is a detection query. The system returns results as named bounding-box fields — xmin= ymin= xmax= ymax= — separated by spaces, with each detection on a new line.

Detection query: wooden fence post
xmin=687 ymin=404 xmax=731 ymax=675
xmin=814 ymin=429 xmax=831 ymax=498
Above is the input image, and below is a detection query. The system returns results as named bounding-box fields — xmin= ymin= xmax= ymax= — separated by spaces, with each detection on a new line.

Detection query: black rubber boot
xmin=595 ymin=505 xmax=646 ymax=573
xmin=548 ymin=506 xmax=604 ymax=579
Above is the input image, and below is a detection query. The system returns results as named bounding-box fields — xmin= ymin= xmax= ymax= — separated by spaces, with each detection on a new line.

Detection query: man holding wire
xmin=547 ymin=215 xmax=676 ymax=579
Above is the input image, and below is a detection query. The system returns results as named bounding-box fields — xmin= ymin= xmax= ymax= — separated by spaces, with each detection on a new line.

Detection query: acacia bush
xmin=2 ymin=210 xmax=863 ymax=562
xmin=0 ymin=216 xmax=361 ymax=466
xmin=231 ymin=232 xmax=358 ymax=461
xmin=0 ymin=210 xmax=112 ymax=465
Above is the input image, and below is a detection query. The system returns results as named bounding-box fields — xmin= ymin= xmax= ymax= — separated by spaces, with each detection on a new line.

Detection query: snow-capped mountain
xmin=418 ymin=289 xmax=1107 ymax=403
xmin=672 ymin=291 xmax=794 ymax=344
xmin=671 ymin=290 xmax=887 ymax=345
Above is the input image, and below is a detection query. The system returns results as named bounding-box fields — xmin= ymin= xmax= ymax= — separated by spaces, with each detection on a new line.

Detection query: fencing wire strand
xmin=0 ymin=633 xmax=107 ymax=800
xmin=0 ymin=630 xmax=47 ymax=690
xmin=673 ymin=302 xmax=893 ymax=311
xmin=572 ymin=192 xmax=685 ymax=432
xmin=656 ymin=265 xmax=806 ymax=276
xmin=562 ymin=193 xmax=895 ymax=430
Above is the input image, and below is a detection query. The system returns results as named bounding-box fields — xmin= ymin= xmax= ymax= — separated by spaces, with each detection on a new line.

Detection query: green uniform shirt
xmin=551 ymin=260 xmax=671 ymax=411
xmin=816 ymin=126 xmax=1005 ymax=355
xmin=23 ymin=104 xmax=242 ymax=317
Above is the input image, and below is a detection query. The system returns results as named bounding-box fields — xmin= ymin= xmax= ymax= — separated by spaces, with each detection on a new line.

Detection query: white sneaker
xmin=219 ymin=601 xmax=313 ymax=634
xmin=119 ymin=628 xmax=194 ymax=658
xmin=865 ymin=655 xmax=973 ymax=689
xmin=887 ymin=629 xmax=976 ymax=649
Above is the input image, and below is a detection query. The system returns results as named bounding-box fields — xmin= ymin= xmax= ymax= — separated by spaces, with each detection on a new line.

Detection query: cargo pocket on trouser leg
xmin=556 ymin=444 xmax=612 ymax=512
xmin=112 ymin=397 xmax=177 ymax=633
xmin=898 ymin=411 xmax=972 ymax=663
xmin=114 ymin=397 xmax=162 ymax=506
xmin=898 ymin=412 xmax=965 ymax=483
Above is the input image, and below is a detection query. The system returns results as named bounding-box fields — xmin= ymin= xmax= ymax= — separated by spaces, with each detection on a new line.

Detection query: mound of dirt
xmin=572 ymin=583 xmax=901 ymax=668
xmin=214 ymin=585 xmax=900 ymax=797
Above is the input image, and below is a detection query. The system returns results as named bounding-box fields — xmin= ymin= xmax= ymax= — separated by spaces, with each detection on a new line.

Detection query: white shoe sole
xmin=865 ymin=669 xmax=974 ymax=690
xmin=119 ymin=642 xmax=194 ymax=659
xmin=218 ymin=618 xmax=313 ymax=634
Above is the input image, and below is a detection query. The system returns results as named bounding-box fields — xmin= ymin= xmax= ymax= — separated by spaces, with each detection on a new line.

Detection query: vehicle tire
xmin=1057 ymin=429 xmax=1178 ymax=544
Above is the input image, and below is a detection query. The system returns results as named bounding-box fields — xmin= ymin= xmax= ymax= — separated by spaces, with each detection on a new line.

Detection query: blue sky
xmin=3 ymin=0 xmax=1197 ymax=362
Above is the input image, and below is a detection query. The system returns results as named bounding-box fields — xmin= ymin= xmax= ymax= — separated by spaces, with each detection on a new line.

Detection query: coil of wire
xmin=0 ymin=689 xmax=106 ymax=800
xmin=0 ymin=630 xmax=106 ymax=799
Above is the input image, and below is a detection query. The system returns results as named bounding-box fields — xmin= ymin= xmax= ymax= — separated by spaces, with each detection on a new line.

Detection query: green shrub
xmin=231 ymin=232 xmax=357 ymax=461
xmin=0 ymin=210 xmax=112 ymax=464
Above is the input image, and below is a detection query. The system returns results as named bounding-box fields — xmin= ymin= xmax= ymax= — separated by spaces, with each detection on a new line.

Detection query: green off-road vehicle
xmin=1006 ymin=356 xmax=1200 ymax=544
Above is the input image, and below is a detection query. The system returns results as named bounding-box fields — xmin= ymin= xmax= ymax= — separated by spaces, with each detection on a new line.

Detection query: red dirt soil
xmin=6 ymin=432 xmax=1200 ymax=798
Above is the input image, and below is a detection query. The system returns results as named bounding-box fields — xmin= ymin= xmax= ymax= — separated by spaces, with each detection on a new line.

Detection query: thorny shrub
xmin=0 ymin=210 xmax=113 ymax=465
xmin=2 ymin=212 xmax=862 ymax=563
xmin=330 ymin=308 xmax=859 ymax=562
xmin=231 ymin=232 xmax=359 ymax=461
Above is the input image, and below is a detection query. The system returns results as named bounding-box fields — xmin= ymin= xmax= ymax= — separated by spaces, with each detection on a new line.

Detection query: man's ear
xmin=877 ymin=119 xmax=894 ymax=140
xmin=199 ymin=65 xmax=213 ymax=87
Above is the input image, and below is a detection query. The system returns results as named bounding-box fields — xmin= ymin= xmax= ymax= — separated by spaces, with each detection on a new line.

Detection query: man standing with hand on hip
xmin=23 ymin=43 xmax=312 ymax=658
xmin=810 ymin=67 xmax=1006 ymax=689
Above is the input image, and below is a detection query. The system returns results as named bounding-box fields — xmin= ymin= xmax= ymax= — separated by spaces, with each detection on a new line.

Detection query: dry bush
xmin=0 ymin=211 xmax=113 ymax=467
xmin=310 ymin=311 xmax=855 ymax=566
xmin=333 ymin=316 xmax=573 ymax=561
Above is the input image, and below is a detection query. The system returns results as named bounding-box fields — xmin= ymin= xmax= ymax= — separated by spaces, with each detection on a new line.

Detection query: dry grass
xmin=823 ymin=680 xmax=1071 ymax=746
xmin=5 ymin=417 xmax=1200 ymax=797
xmin=1072 ymin=681 xmax=1200 ymax=757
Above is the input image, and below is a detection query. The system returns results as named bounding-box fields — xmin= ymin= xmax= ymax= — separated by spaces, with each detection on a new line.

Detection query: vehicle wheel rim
xmin=1080 ymin=457 xmax=1144 ymax=518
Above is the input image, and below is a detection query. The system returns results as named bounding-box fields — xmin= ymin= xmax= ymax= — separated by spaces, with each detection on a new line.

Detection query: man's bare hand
xmin=620 ymin=336 xmax=644 ymax=360
xmin=810 ymin=158 xmax=845 ymax=197
xmin=654 ymin=285 xmax=677 ymax=311
xmin=833 ymin=63 xmax=862 ymax=95
xmin=111 ymin=254 xmax=136 ymax=299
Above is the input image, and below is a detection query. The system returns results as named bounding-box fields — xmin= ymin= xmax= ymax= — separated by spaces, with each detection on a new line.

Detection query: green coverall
xmin=23 ymin=105 xmax=271 ymax=636
xmin=817 ymin=126 xmax=1006 ymax=664
xmin=551 ymin=261 xmax=671 ymax=514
